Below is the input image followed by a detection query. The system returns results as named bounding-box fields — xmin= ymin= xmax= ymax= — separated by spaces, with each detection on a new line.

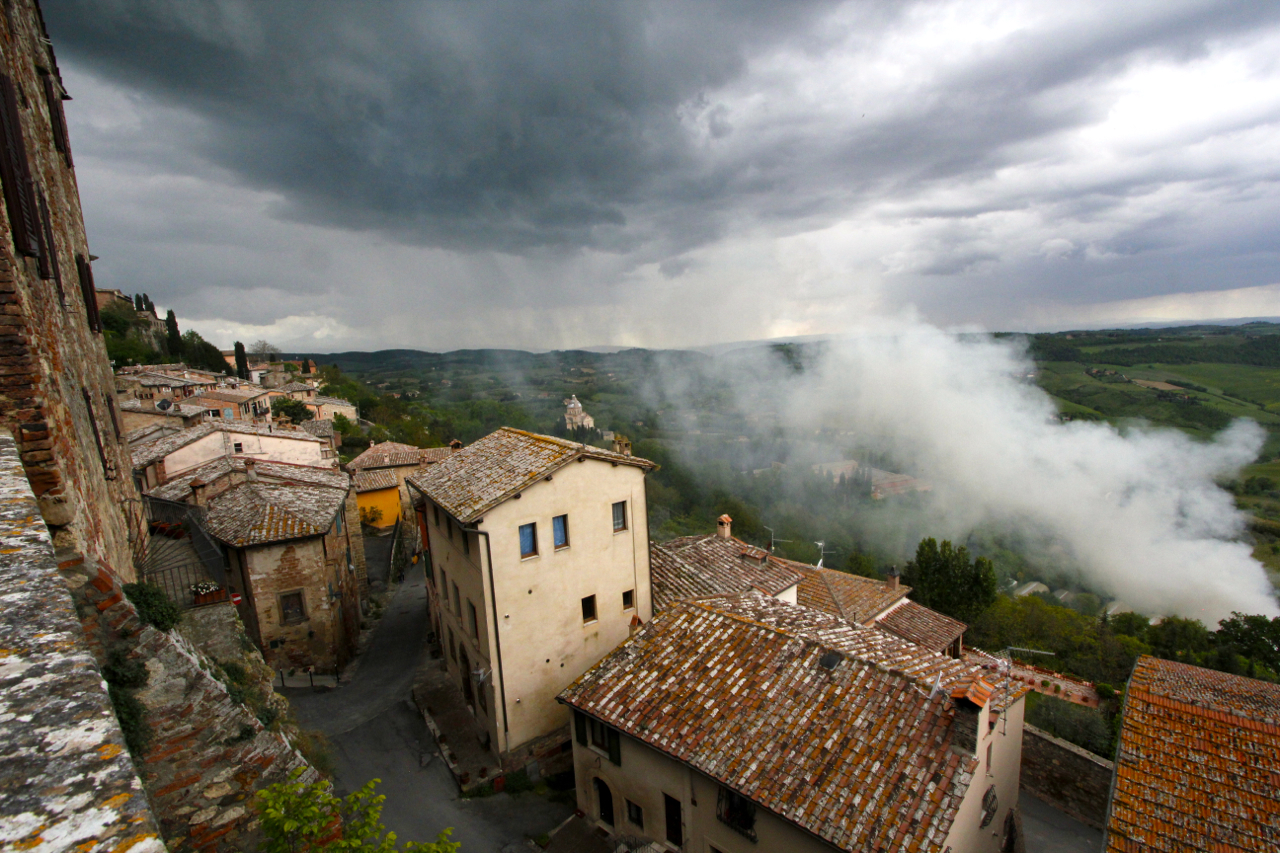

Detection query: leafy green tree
xmin=181 ymin=330 xmax=234 ymax=375
xmin=165 ymin=309 xmax=182 ymax=355
xmin=234 ymin=340 xmax=250 ymax=379
xmin=255 ymin=770 xmax=458 ymax=853
xmin=1216 ymin=612 xmax=1280 ymax=677
xmin=1147 ymin=616 xmax=1212 ymax=663
xmin=273 ymin=397 xmax=315 ymax=423
xmin=101 ymin=300 xmax=137 ymax=337
xmin=902 ymin=538 xmax=997 ymax=623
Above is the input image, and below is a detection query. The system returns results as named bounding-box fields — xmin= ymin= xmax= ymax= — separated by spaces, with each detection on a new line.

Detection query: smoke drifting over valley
xmin=650 ymin=321 xmax=1276 ymax=624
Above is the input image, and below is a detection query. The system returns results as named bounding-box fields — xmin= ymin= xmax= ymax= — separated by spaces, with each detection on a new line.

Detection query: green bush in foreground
xmin=123 ymin=582 xmax=182 ymax=631
xmin=256 ymin=770 xmax=458 ymax=852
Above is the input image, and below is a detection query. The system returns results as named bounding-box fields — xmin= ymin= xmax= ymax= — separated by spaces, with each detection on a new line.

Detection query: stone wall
xmin=0 ymin=0 xmax=142 ymax=581
xmin=75 ymin=556 xmax=319 ymax=852
xmin=0 ymin=432 xmax=165 ymax=852
xmin=1019 ymin=723 xmax=1114 ymax=829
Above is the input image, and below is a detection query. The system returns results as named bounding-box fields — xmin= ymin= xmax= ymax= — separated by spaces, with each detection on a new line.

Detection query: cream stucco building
xmin=408 ymin=427 xmax=655 ymax=773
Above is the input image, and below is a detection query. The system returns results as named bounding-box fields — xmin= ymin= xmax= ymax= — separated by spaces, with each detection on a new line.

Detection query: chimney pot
xmin=887 ymin=564 xmax=900 ymax=591
xmin=245 ymin=458 xmax=257 ymax=482
xmin=612 ymin=435 xmax=632 ymax=456
xmin=189 ymin=477 xmax=208 ymax=507
xmin=716 ymin=514 xmax=732 ymax=539
xmin=449 ymin=439 xmax=463 ymax=451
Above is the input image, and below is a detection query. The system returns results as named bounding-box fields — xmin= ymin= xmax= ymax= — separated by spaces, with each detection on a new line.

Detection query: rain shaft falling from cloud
xmin=656 ymin=321 xmax=1276 ymax=624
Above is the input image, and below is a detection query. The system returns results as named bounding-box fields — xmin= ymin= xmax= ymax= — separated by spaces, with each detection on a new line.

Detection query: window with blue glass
xmin=553 ymin=514 xmax=569 ymax=549
xmin=519 ymin=522 xmax=538 ymax=558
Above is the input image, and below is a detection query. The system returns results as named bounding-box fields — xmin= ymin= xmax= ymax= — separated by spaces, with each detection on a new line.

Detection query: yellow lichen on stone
xmin=112 ymin=832 xmax=164 ymax=852
xmin=102 ymin=792 xmax=133 ymax=810
xmin=98 ymin=742 xmax=124 ymax=761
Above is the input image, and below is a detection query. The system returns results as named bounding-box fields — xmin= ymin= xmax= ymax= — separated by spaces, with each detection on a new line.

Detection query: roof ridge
xmin=817 ymin=569 xmax=853 ymax=623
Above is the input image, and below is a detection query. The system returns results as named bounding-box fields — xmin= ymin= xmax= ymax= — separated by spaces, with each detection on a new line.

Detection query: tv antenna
xmin=764 ymin=526 xmax=791 ymax=552
xmin=992 ymin=646 xmax=1054 ymax=735
xmin=813 ymin=540 xmax=836 ymax=569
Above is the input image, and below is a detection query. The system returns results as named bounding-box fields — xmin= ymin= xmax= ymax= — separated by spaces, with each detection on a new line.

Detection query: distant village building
xmin=307 ymin=394 xmax=357 ymax=421
xmin=349 ymin=440 xmax=454 ymax=527
xmin=563 ymin=394 xmax=594 ymax=430
xmin=407 ymin=428 xmax=655 ymax=774
xmin=560 ymin=591 xmax=1027 ymax=853
xmin=1105 ymin=656 xmax=1280 ymax=851
xmin=118 ymin=398 xmax=212 ymax=432
xmin=186 ymin=386 xmax=273 ymax=424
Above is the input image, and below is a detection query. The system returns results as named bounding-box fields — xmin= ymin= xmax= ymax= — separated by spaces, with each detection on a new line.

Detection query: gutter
xmin=473 ymin=527 xmax=509 ymax=740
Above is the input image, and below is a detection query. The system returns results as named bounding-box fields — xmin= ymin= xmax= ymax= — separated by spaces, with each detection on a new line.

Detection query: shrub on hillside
xmin=123 ymin=582 xmax=182 ymax=631
xmin=1027 ymin=695 xmax=1112 ymax=758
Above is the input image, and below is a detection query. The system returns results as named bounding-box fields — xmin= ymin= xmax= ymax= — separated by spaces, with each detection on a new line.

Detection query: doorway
xmin=594 ymin=777 xmax=615 ymax=827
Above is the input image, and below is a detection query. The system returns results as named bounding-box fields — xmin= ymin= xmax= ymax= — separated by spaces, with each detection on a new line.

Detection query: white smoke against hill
xmin=677 ymin=319 xmax=1278 ymax=624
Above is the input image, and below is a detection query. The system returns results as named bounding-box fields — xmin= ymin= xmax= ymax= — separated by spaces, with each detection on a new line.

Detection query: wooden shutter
xmin=82 ymin=388 xmax=112 ymax=479
xmin=36 ymin=187 xmax=62 ymax=302
xmin=76 ymin=255 xmax=101 ymax=333
xmin=103 ymin=393 xmax=121 ymax=440
xmin=574 ymin=710 xmax=587 ymax=746
xmin=39 ymin=72 xmax=70 ymax=165
xmin=0 ymin=73 xmax=40 ymax=257
xmin=607 ymin=727 xmax=621 ymax=766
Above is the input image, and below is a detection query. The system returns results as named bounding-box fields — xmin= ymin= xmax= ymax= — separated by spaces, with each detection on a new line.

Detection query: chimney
xmin=189 ymin=477 xmax=208 ymax=508
xmin=245 ymin=458 xmax=258 ymax=482
xmin=716 ymin=514 xmax=732 ymax=539
xmin=612 ymin=435 xmax=632 ymax=456
xmin=887 ymin=564 xmax=900 ymax=591
xmin=629 ymin=614 xmax=643 ymax=637
xmin=449 ymin=439 xmax=463 ymax=452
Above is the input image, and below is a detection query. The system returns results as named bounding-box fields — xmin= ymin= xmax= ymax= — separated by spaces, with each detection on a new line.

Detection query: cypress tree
xmin=234 ymin=341 xmax=249 ymax=380
xmin=133 ymin=293 xmax=143 ymax=312
xmin=164 ymin=310 xmax=181 ymax=355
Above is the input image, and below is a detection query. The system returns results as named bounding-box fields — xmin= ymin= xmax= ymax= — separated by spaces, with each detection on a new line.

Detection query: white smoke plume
xmin=661 ymin=319 xmax=1277 ymax=624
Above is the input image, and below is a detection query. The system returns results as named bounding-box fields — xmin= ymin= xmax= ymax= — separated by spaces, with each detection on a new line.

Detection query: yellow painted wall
xmin=357 ymin=487 xmax=400 ymax=528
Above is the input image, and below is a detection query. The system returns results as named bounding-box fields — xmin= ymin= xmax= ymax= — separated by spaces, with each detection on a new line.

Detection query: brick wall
xmin=0 ymin=0 xmax=142 ymax=581
xmin=1020 ymin=723 xmax=1114 ymax=828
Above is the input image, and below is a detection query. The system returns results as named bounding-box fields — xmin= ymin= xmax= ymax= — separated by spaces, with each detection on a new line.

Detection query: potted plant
xmin=191 ymin=581 xmax=226 ymax=606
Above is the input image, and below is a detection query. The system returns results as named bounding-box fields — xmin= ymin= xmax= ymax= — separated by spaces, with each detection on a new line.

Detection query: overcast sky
xmin=44 ymin=0 xmax=1280 ymax=353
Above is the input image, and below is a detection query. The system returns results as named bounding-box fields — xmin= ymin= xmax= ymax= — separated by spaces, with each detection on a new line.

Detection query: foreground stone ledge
xmin=0 ymin=432 xmax=166 ymax=852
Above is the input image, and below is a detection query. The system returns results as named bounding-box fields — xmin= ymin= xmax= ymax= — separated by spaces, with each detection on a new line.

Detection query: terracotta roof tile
xmin=408 ymin=427 xmax=654 ymax=523
xmin=204 ymin=482 xmax=346 ymax=547
xmin=560 ymin=592 xmax=999 ymax=853
xmin=796 ymin=565 xmax=910 ymax=623
xmin=650 ymin=535 xmax=804 ymax=610
xmin=148 ymin=456 xmax=348 ymax=502
xmin=876 ymin=601 xmax=967 ymax=654
xmin=349 ymin=441 xmax=435 ymax=470
xmin=353 ymin=469 xmax=399 ymax=493
xmin=1106 ymin=656 xmax=1280 ymax=852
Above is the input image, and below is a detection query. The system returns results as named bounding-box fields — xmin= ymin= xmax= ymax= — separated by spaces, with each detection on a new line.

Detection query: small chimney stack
xmin=612 ymin=435 xmax=632 ymax=456
xmin=189 ymin=477 xmax=208 ymax=508
xmin=717 ymin=514 xmax=732 ymax=539
xmin=449 ymin=439 xmax=463 ymax=452
xmin=887 ymin=564 xmax=900 ymax=591
xmin=244 ymin=458 xmax=258 ymax=482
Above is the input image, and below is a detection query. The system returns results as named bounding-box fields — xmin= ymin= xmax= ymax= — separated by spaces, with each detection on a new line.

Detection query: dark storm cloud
xmin=44 ymin=0 xmax=1280 ymax=261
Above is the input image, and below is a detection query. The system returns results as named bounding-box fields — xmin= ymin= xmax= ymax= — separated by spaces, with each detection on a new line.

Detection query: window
xmin=581 ymin=594 xmax=597 ymax=623
xmin=717 ymin=787 xmax=757 ymax=841
xmin=440 ymin=568 xmax=447 ymax=599
xmin=279 ymin=591 xmax=306 ymax=625
xmin=0 ymin=72 xmax=40 ymax=259
xmin=447 ymin=521 xmax=453 ymax=542
xmin=626 ymin=800 xmax=643 ymax=829
xmin=664 ymin=795 xmax=683 ymax=847
xmin=612 ymin=501 xmax=627 ymax=532
xmin=986 ymin=741 xmax=994 ymax=775
xmin=467 ymin=600 xmax=479 ymax=640
xmin=233 ymin=442 xmax=244 ymax=453
xmin=448 ymin=627 xmax=456 ymax=662
xmin=519 ymin=522 xmax=537 ymax=558
xmin=622 ymin=589 xmax=634 ymax=610
xmin=461 ymin=529 xmax=470 ymax=556
xmin=39 ymin=71 xmax=71 ymax=165
xmin=433 ymin=504 xmax=440 ymax=526
xmin=587 ymin=716 xmax=622 ymax=765
xmin=452 ymin=582 xmax=461 ymax=615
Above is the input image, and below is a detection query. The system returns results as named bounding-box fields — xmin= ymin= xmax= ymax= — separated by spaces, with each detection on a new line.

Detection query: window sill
xmin=554 ymin=545 xmax=570 ymax=552
xmin=521 ymin=554 xmax=539 ymax=561
xmin=583 ymin=618 xmax=599 ymax=626
xmin=612 ymin=528 xmax=628 ymax=535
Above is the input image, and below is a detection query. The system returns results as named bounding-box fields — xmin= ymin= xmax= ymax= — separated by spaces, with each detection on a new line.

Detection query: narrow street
xmin=287 ymin=564 xmax=573 ymax=852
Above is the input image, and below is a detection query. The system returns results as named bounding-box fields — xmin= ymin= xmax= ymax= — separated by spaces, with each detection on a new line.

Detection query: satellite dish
xmin=156 ymin=398 xmax=173 ymax=411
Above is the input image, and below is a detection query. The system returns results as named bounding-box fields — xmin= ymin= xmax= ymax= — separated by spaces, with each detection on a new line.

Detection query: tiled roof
xmin=312 ymin=395 xmax=354 ymax=407
xmin=187 ymin=387 xmax=267 ymax=404
xmin=876 ymin=601 xmax=967 ymax=654
xmin=301 ymin=418 xmax=334 ymax=438
xmin=408 ymin=427 xmax=654 ymax=523
xmin=650 ymin=535 xmax=805 ymax=611
xmin=796 ymin=565 xmax=910 ymax=623
xmin=131 ymin=422 xmax=324 ymax=469
xmin=349 ymin=441 xmax=434 ymax=470
xmin=149 ymin=456 xmax=349 ymax=503
xmin=204 ymin=482 xmax=346 ymax=547
xmin=278 ymin=382 xmax=315 ymax=393
xmin=1106 ymin=656 xmax=1280 ymax=852
xmin=120 ymin=399 xmax=211 ymax=417
xmin=561 ymin=592 xmax=997 ymax=853
xmin=124 ymin=424 xmax=172 ymax=446
xmin=419 ymin=446 xmax=453 ymax=463
xmin=354 ymin=469 xmax=399 ymax=493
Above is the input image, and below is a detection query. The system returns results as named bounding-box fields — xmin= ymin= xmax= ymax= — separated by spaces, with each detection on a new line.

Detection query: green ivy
xmin=102 ymin=646 xmax=149 ymax=690
xmin=123 ymin=582 xmax=182 ymax=632
xmin=108 ymin=684 xmax=152 ymax=757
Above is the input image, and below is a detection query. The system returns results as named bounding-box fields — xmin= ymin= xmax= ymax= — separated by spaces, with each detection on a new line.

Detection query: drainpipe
xmin=472 ymin=526 xmax=509 ymax=745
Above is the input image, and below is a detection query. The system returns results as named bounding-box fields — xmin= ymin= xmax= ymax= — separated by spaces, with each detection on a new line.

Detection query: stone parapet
xmin=1019 ymin=722 xmax=1114 ymax=828
xmin=0 ymin=431 xmax=165 ymax=852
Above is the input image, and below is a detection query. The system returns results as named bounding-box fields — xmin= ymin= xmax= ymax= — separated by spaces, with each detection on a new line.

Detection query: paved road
xmin=291 ymin=563 xmax=428 ymax=736
xmin=1021 ymin=792 xmax=1103 ymax=853
xmin=364 ymin=531 xmax=394 ymax=587
xmin=288 ymin=563 xmax=573 ymax=851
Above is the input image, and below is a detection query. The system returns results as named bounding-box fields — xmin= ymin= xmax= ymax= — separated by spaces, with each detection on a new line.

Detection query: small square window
xmin=622 ymin=589 xmax=634 ymax=610
xmin=233 ymin=442 xmax=244 ymax=453
xmin=582 ymin=594 xmax=597 ymax=623
xmin=553 ymin=514 xmax=569 ymax=549
xmin=589 ymin=717 xmax=610 ymax=750
xmin=279 ymin=591 xmax=306 ymax=625
xmin=627 ymin=800 xmax=644 ymax=829
xmin=519 ymin=522 xmax=538 ymax=558
xmin=612 ymin=501 xmax=627 ymax=532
